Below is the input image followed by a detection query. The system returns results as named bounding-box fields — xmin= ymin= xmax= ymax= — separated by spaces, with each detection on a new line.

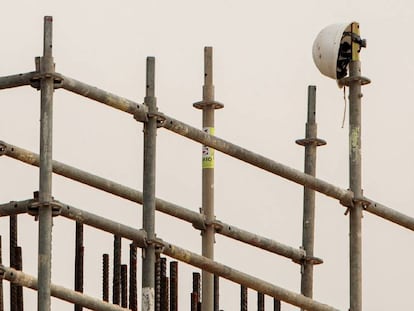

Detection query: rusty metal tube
xmin=298 ymin=85 xmax=326 ymax=303
xmin=0 ymin=144 xmax=309 ymax=262
xmin=161 ymin=115 xmax=352 ymax=207
xmin=160 ymin=240 xmax=339 ymax=311
xmin=1 ymin=266 xmax=128 ymax=311
xmin=0 ymin=72 xmax=36 ymax=89
xmin=0 ymin=200 xmax=32 ymax=217
xmin=38 ymin=16 xmax=55 ymax=311
xmin=58 ymin=73 xmax=147 ymax=121
xmin=348 ymin=59 xmax=363 ymax=311
xmin=141 ymin=56 xmax=157 ymax=311
xmin=58 ymin=202 xmax=147 ymax=248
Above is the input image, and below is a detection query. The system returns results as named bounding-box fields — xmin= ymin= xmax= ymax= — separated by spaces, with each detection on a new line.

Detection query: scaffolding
xmin=0 ymin=16 xmax=414 ymax=311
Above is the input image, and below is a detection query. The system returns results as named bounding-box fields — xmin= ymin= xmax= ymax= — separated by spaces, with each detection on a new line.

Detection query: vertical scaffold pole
xmin=348 ymin=23 xmax=364 ymax=311
xmin=142 ymin=56 xmax=157 ymax=311
xmin=296 ymin=86 xmax=326 ymax=306
xmin=193 ymin=46 xmax=224 ymax=311
xmin=38 ymin=15 xmax=54 ymax=311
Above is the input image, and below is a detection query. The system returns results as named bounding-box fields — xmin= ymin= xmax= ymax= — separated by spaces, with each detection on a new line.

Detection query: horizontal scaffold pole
xmin=363 ymin=197 xmax=414 ymax=230
xmin=0 ymin=203 xmax=335 ymax=310
xmin=160 ymin=115 xmax=353 ymax=205
xmin=57 ymin=73 xmax=148 ymax=122
xmin=0 ymin=72 xmax=36 ymax=89
xmin=2 ymin=141 xmax=412 ymax=231
xmin=0 ymin=266 xmax=128 ymax=311
xmin=159 ymin=239 xmax=339 ymax=311
xmin=58 ymin=201 xmax=148 ymax=248
xmin=0 ymin=199 xmax=147 ymax=248
xmin=0 ymin=199 xmax=32 ymax=216
xmin=0 ymin=141 xmax=307 ymax=262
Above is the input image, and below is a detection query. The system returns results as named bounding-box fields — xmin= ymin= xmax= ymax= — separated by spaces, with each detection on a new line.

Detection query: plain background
xmin=0 ymin=1 xmax=413 ymax=310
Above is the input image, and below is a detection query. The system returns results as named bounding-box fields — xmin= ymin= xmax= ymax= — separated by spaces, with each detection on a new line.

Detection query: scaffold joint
xmin=295 ymin=137 xmax=327 ymax=147
xmin=193 ymin=100 xmax=224 ymax=110
xmin=29 ymin=73 xmax=63 ymax=90
xmin=29 ymin=192 xmax=63 ymax=218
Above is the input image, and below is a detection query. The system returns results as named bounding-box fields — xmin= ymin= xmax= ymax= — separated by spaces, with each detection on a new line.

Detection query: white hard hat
xmin=312 ymin=23 xmax=353 ymax=80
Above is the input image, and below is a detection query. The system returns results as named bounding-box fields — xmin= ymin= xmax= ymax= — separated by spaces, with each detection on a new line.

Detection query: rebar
xmin=214 ymin=274 xmax=219 ymax=311
xmin=74 ymin=222 xmax=84 ymax=311
xmin=274 ymin=298 xmax=281 ymax=311
xmin=191 ymin=272 xmax=201 ymax=311
xmin=1 ymin=265 xmax=128 ymax=311
xmin=113 ymin=235 xmax=121 ymax=305
xmin=163 ymin=276 xmax=169 ymax=311
xmin=121 ymin=264 xmax=128 ymax=308
xmin=0 ymin=237 xmax=3 ymax=311
xmin=169 ymin=261 xmax=178 ymax=311
xmin=15 ymin=247 xmax=23 ymax=311
xmin=37 ymin=15 xmax=55 ymax=311
xmin=142 ymin=56 xmax=157 ymax=311
xmin=241 ymin=285 xmax=248 ymax=311
xmin=160 ymin=257 xmax=167 ymax=311
xmin=129 ymin=243 xmax=138 ymax=311
xmin=155 ymin=257 xmax=161 ymax=311
xmin=258 ymin=292 xmax=265 ymax=311
xmin=10 ymin=215 xmax=17 ymax=311
xmin=102 ymin=254 xmax=109 ymax=302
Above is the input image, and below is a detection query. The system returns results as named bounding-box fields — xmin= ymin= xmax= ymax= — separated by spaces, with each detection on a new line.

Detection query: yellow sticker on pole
xmin=202 ymin=127 xmax=215 ymax=169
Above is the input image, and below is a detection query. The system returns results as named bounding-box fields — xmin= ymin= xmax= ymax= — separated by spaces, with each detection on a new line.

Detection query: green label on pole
xmin=202 ymin=127 xmax=215 ymax=169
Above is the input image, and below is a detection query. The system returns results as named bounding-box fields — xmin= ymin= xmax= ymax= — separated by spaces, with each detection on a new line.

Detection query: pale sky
xmin=1 ymin=1 xmax=414 ymax=310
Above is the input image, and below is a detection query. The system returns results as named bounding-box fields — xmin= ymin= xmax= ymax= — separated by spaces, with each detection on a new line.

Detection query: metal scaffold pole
xmin=193 ymin=46 xmax=224 ymax=311
xmin=142 ymin=56 xmax=157 ymax=311
xmin=38 ymin=16 xmax=55 ymax=311
xmin=296 ymin=85 xmax=326 ymax=305
xmin=349 ymin=58 xmax=363 ymax=311
xmin=346 ymin=22 xmax=370 ymax=311
xmin=312 ymin=21 xmax=369 ymax=310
